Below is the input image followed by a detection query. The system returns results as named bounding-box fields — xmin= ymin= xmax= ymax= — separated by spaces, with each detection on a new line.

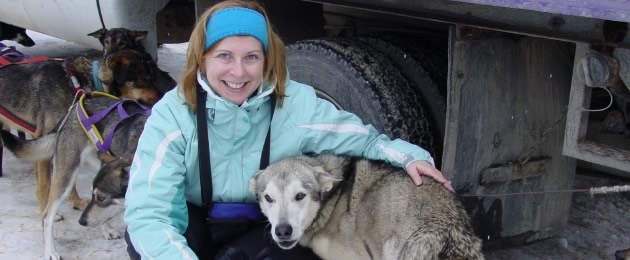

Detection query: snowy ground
xmin=1 ymin=31 xmax=629 ymax=260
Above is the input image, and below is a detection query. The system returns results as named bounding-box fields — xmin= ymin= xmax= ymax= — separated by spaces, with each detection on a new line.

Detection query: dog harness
xmin=0 ymin=43 xmax=50 ymax=133
xmin=77 ymin=92 xmax=151 ymax=155
xmin=0 ymin=44 xmax=104 ymax=135
xmin=196 ymin=83 xmax=273 ymax=222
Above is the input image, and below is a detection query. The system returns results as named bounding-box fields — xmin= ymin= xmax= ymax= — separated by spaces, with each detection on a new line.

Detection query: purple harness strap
xmin=0 ymin=43 xmax=28 ymax=62
xmin=77 ymin=98 xmax=151 ymax=154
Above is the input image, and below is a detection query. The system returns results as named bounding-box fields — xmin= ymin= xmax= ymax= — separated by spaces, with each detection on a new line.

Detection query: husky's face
xmin=250 ymin=159 xmax=337 ymax=249
xmin=79 ymin=156 xmax=130 ymax=227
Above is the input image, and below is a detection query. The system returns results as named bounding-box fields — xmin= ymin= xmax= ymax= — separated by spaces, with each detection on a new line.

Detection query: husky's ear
xmin=98 ymin=152 xmax=116 ymax=163
xmin=130 ymin=30 xmax=148 ymax=43
xmin=87 ymin=28 xmax=107 ymax=43
xmin=249 ymin=170 xmax=264 ymax=196
xmin=313 ymin=166 xmax=340 ymax=193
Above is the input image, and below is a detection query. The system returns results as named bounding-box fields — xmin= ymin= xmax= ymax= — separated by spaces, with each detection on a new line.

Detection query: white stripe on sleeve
xmin=165 ymin=230 xmax=195 ymax=260
xmin=377 ymin=144 xmax=408 ymax=165
xmin=298 ymin=124 xmax=370 ymax=134
xmin=148 ymin=130 xmax=183 ymax=189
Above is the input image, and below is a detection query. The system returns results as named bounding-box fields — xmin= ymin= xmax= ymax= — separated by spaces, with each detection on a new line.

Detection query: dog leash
xmin=95 ymin=0 xmax=106 ymax=30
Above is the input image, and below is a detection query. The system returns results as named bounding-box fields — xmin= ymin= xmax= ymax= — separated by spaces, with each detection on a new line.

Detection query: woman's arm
xmin=286 ymin=81 xmax=453 ymax=191
xmin=124 ymin=93 xmax=198 ymax=259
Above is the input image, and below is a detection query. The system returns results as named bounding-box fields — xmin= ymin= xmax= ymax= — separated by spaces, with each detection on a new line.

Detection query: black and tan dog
xmin=0 ymin=49 xmax=171 ymax=213
xmin=1 ymin=95 xmax=149 ymax=260
xmin=88 ymin=27 xmax=176 ymax=95
xmin=88 ymin=27 xmax=148 ymax=56
xmin=0 ymin=21 xmax=35 ymax=47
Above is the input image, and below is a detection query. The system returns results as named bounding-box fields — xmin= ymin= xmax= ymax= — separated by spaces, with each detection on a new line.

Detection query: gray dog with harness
xmin=0 ymin=94 xmax=151 ymax=260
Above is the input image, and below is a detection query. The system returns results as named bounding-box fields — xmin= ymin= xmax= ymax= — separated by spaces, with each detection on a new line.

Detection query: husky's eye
xmin=95 ymin=193 xmax=112 ymax=206
xmin=264 ymin=194 xmax=274 ymax=203
xmin=295 ymin=192 xmax=306 ymax=201
xmin=96 ymin=195 xmax=107 ymax=202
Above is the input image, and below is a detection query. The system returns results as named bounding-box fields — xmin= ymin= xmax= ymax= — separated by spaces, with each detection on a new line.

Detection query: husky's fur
xmin=250 ymin=154 xmax=484 ymax=260
xmin=0 ymin=49 xmax=168 ymax=212
xmin=0 ymin=95 xmax=148 ymax=260
xmin=0 ymin=21 xmax=35 ymax=47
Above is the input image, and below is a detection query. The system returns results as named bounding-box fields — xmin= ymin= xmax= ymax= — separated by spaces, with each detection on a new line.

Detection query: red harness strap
xmin=0 ymin=56 xmax=50 ymax=69
xmin=0 ymin=106 xmax=36 ymax=134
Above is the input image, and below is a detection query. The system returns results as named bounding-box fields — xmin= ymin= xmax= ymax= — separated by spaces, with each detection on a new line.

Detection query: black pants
xmin=125 ymin=203 xmax=321 ymax=260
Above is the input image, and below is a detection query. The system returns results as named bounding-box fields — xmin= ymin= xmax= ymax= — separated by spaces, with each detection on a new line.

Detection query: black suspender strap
xmin=196 ymin=84 xmax=276 ymax=211
xmin=196 ymin=86 xmax=213 ymax=210
xmin=260 ymin=94 xmax=276 ymax=170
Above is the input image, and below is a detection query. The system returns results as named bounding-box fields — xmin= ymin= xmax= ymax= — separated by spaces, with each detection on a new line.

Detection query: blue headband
xmin=205 ymin=7 xmax=269 ymax=51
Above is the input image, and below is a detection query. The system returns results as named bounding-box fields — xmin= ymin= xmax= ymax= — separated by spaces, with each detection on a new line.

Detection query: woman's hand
xmin=405 ymin=161 xmax=455 ymax=193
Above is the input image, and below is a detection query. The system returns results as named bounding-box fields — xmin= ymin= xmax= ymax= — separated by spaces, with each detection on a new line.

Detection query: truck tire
xmin=358 ymin=35 xmax=447 ymax=141
xmin=286 ymin=38 xmax=439 ymax=162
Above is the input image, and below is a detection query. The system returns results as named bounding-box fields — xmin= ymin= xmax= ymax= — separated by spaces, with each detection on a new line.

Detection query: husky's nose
xmin=275 ymin=224 xmax=293 ymax=240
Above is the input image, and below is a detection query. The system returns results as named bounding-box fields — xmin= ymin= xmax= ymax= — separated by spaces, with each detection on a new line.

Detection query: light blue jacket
xmin=124 ymin=72 xmax=435 ymax=259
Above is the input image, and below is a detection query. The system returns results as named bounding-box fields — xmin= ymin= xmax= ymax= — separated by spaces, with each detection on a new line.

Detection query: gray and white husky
xmin=249 ymin=154 xmax=484 ymax=260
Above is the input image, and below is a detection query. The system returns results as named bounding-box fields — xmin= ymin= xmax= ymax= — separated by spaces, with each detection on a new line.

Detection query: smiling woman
xmin=203 ymin=36 xmax=265 ymax=106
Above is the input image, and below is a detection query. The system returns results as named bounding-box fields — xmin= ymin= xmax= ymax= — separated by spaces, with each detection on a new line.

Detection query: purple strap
xmin=0 ymin=43 xmax=28 ymax=62
xmin=78 ymin=98 xmax=151 ymax=154
xmin=208 ymin=203 xmax=264 ymax=221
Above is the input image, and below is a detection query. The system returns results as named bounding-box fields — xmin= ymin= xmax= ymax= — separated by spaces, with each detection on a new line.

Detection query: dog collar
xmin=91 ymin=60 xmax=104 ymax=92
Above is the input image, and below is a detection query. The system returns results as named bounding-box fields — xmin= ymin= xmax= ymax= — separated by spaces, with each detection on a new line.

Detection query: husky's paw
xmin=53 ymin=214 xmax=64 ymax=222
xmin=44 ymin=251 xmax=61 ymax=260
xmin=101 ymin=225 xmax=122 ymax=240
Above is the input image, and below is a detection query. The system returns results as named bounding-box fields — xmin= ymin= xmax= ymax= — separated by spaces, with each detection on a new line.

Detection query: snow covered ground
xmin=0 ymin=31 xmax=629 ymax=260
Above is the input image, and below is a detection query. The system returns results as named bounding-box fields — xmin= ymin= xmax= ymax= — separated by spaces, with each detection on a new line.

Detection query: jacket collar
xmin=196 ymin=70 xmax=274 ymax=110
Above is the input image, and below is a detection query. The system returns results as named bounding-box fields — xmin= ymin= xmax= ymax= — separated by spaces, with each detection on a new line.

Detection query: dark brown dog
xmin=0 ymin=49 xmax=169 ymax=213
xmin=88 ymin=27 xmax=148 ymax=55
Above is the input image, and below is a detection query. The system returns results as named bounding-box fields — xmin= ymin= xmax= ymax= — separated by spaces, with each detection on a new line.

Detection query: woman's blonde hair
xmin=181 ymin=0 xmax=287 ymax=111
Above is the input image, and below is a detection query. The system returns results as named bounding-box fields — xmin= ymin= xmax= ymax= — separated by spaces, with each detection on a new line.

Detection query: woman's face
xmin=203 ymin=36 xmax=265 ymax=105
